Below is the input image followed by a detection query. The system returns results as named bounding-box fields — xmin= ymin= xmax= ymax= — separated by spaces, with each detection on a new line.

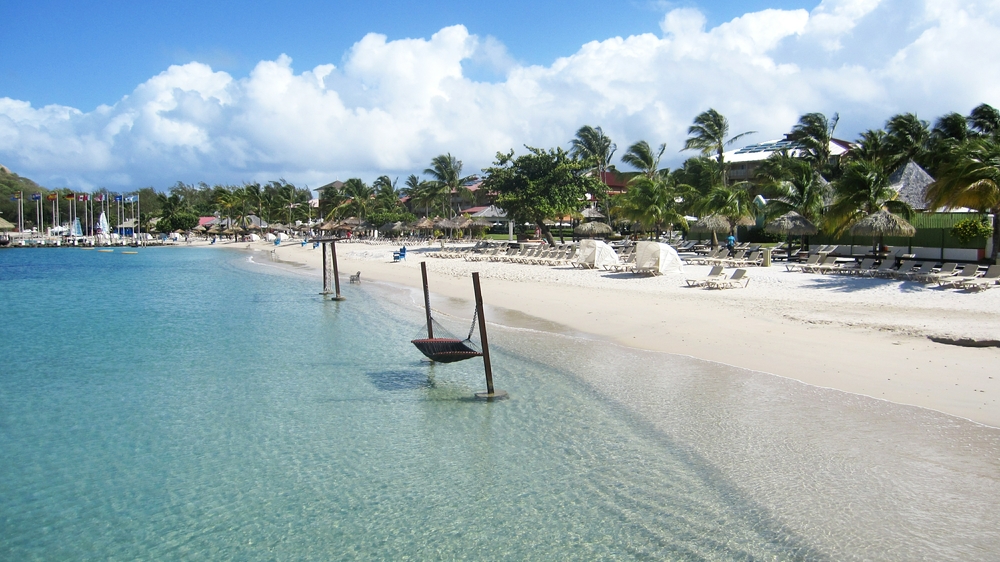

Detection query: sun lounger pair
xmin=937 ymin=264 xmax=982 ymax=287
xmin=685 ymin=265 xmax=725 ymax=287
xmin=955 ymin=264 xmax=1000 ymax=291
xmin=786 ymin=254 xmax=820 ymax=272
xmin=706 ymin=268 xmax=750 ymax=289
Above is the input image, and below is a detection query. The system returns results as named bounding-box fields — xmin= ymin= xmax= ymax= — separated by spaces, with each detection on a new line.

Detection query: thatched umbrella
xmin=689 ymin=214 xmax=753 ymax=247
xmin=574 ymin=221 xmax=613 ymax=237
xmin=580 ymin=207 xmax=605 ymax=219
xmin=414 ymin=217 xmax=435 ymax=230
xmin=766 ymin=211 xmax=819 ymax=255
xmin=319 ymin=219 xmax=339 ymax=231
xmin=849 ymin=210 xmax=916 ymax=251
xmin=379 ymin=221 xmax=404 ymax=234
xmin=193 ymin=225 xmax=206 ymax=233
xmin=688 ymin=214 xmax=731 ymax=233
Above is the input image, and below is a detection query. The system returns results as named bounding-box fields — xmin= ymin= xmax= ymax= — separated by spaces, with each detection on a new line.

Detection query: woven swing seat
xmin=411 ymin=338 xmax=483 ymax=363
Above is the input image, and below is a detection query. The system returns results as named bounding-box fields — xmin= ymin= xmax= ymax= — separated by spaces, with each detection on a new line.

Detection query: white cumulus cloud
xmin=0 ymin=0 xmax=998 ymax=190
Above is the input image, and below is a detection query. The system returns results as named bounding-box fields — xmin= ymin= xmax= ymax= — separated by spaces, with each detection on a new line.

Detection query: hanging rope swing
xmin=411 ymin=262 xmax=484 ymax=363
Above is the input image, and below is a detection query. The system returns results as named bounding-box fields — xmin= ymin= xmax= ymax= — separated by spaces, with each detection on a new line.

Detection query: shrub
xmin=951 ymin=217 xmax=992 ymax=245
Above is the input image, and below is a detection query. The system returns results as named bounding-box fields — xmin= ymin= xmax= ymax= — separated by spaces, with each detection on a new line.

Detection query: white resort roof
xmin=723 ymin=138 xmax=852 ymax=163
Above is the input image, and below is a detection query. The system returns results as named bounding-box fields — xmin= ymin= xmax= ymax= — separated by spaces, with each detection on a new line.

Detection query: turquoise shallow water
xmin=1 ymin=247 xmax=998 ymax=560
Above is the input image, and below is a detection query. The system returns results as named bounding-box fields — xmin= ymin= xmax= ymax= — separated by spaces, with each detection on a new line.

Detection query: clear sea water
xmin=1 ymin=247 xmax=998 ymax=561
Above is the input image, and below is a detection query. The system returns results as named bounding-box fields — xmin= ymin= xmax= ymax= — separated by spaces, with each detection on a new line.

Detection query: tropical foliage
xmin=483 ymin=147 xmax=604 ymax=246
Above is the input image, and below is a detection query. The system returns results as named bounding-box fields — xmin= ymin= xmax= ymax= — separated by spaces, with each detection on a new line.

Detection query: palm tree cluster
xmin=567 ymin=103 xmax=1000 ymax=263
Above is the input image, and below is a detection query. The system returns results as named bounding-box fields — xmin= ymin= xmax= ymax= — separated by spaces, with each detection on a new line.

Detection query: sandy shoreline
xmin=215 ymin=238 xmax=998 ymax=427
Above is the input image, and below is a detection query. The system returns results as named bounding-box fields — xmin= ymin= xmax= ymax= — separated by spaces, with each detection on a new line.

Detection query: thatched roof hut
xmin=849 ymin=210 xmax=916 ymax=238
xmin=765 ymin=211 xmax=818 ymax=236
xmin=574 ymin=221 xmax=613 ymax=236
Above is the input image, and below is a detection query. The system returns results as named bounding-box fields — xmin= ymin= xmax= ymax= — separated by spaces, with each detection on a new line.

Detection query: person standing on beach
xmin=726 ymin=234 xmax=735 ymax=254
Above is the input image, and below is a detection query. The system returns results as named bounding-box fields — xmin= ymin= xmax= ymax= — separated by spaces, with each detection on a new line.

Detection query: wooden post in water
xmin=320 ymin=239 xmax=346 ymax=301
xmin=330 ymin=240 xmax=344 ymax=301
xmin=322 ymin=241 xmax=331 ymax=294
xmin=472 ymin=272 xmax=507 ymax=400
xmin=420 ymin=261 xmax=433 ymax=339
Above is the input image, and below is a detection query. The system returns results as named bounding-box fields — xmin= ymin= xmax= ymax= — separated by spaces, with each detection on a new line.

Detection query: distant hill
xmin=0 ymin=166 xmax=46 ymax=229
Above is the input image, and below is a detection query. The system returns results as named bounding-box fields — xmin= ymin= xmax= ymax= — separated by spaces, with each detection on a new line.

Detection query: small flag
xmin=31 ymin=193 xmax=42 ymax=201
xmin=77 ymin=194 xmax=89 ymax=201
xmin=114 ymin=195 xmax=123 ymax=202
xmin=124 ymin=196 xmax=137 ymax=203
xmin=64 ymin=193 xmax=76 ymax=200
xmin=94 ymin=194 xmax=105 ymax=202
xmin=10 ymin=192 xmax=21 ymax=200
xmin=46 ymin=193 xmax=59 ymax=201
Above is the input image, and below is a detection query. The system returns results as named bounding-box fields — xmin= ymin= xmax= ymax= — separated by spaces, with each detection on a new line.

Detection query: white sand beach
xmin=246 ymin=239 xmax=999 ymax=427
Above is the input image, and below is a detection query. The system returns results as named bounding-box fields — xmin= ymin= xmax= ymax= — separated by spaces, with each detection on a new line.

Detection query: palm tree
xmin=373 ymin=175 xmax=401 ymax=211
xmin=424 ymin=154 xmax=473 ymax=216
xmin=570 ymin=125 xmax=617 ymax=174
xmin=787 ymin=112 xmax=839 ymax=174
xmin=926 ymin=138 xmax=1000 ymax=263
xmin=884 ymin=113 xmax=930 ymax=171
xmin=616 ymin=175 xmax=685 ymax=239
xmin=621 ymin=140 xmax=666 ymax=179
xmin=756 ymin=154 xmax=828 ymax=247
xmin=335 ymin=178 xmax=375 ymax=220
xmin=968 ymin=103 xmax=1000 ymax=138
xmin=682 ymin=109 xmax=755 ymax=185
xmin=826 ymin=159 xmax=913 ymax=239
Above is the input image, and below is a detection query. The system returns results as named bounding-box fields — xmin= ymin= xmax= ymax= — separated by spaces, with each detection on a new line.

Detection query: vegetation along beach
xmin=3 ymin=1 xmax=1000 ymax=559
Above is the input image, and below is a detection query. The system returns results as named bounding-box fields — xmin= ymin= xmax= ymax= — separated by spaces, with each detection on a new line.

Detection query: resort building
xmin=724 ymin=137 xmax=853 ymax=182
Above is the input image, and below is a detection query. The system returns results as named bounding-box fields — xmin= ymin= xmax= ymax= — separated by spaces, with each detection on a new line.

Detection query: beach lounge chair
xmin=786 ymin=254 xmax=820 ymax=272
xmin=867 ymin=259 xmax=897 ymax=278
xmin=349 ymin=271 xmax=361 ymax=284
xmin=898 ymin=261 xmax=934 ymax=281
xmin=937 ymin=263 xmax=981 ymax=287
xmin=887 ymin=260 xmax=918 ymax=279
xmin=801 ymin=255 xmax=837 ymax=274
xmin=685 ymin=265 xmax=725 ymax=287
xmin=834 ymin=258 xmax=876 ymax=276
xmin=956 ymin=264 xmax=1000 ymax=291
xmin=914 ymin=262 xmax=956 ymax=284
xmin=393 ymin=247 xmax=407 ymax=261
xmin=706 ymin=268 xmax=750 ymax=289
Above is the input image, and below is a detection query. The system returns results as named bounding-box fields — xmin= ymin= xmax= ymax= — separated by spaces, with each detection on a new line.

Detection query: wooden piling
xmin=421 ymin=261 xmax=433 ymax=339
xmin=472 ymin=272 xmax=507 ymax=400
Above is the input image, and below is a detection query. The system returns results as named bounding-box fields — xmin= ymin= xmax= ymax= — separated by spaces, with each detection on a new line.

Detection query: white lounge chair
xmin=706 ymin=268 xmax=750 ymax=289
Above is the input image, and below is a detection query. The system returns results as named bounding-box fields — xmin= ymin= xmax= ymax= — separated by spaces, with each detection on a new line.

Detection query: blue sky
xmin=1 ymin=0 xmax=998 ymax=190
xmin=4 ymin=0 xmax=811 ymax=110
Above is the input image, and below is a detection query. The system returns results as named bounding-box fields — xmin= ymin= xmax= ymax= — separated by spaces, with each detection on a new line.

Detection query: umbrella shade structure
xmin=471 ymin=218 xmax=494 ymax=228
xmin=765 ymin=211 xmax=818 ymax=236
xmin=413 ymin=217 xmax=436 ymax=230
xmin=688 ymin=214 xmax=732 ymax=233
xmin=0 ymin=216 xmax=15 ymax=230
xmin=849 ymin=210 xmax=916 ymax=238
xmin=319 ymin=219 xmax=340 ymax=231
xmin=207 ymin=226 xmax=221 ymax=234
xmin=379 ymin=221 xmax=404 ymax=233
xmin=452 ymin=217 xmax=473 ymax=230
xmin=574 ymin=221 xmax=613 ymax=236
xmin=192 ymin=225 xmax=206 ymax=232
xmin=690 ymin=214 xmax=754 ymax=233
xmin=580 ymin=207 xmax=605 ymax=219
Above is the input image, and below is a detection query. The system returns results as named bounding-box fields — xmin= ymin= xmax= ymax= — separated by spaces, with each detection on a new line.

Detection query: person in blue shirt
xmin=726 ymin=234 xmax=736 ymax=254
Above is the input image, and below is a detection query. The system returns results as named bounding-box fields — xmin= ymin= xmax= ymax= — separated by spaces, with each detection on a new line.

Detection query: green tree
xmin=682 ymin=109 xmax=755 ymax=185
xmin=827 ymin=159 xmax=913 ymax=238
xmin=621 ymin=140 xmax=666 ymax=179
xmin=616 ymin=174 xmax=685 ymax=239
xmin=756 ymin=154 xmax=828 ymax=247
xmin=483 ymin=147 xmax=604 ymax=246
xmin=884 ymin=112 xmax=930 ymax=171
xmin=570 ymin=125 xmax=617 ymax=175
xmin=968 ymin=103 xmax=1000 ymax=138
xmin=787 ymin=112 xmax=838 ymax=175
xmin=335 ymin=178 xmax=375 ymax=220
xmin=424 ymin=154 xmax=473 ymax=216
xmin=926 ymin=138 xmax=1000 ymax=263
